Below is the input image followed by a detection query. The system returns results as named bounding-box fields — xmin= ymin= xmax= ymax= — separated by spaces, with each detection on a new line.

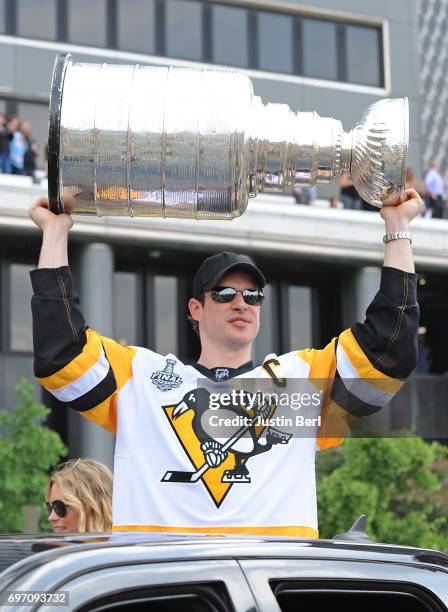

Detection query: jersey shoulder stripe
xmin=38 ymin=328 xmax=102 ymax=390
xmin=338 ymin=329 xmax=405 ymax=385
xmin=48 ymin=343 xmax=110 ymax=402
xmin=37 ymin=329 xmax=138 ymax=433
xmin=297 ymin=340 xmax=337 ymax=379
xmin=65 ymin=365 xmax=117 ymax=413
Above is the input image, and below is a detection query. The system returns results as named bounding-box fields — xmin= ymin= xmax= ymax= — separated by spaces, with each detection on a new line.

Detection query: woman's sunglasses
xmin=45 ymin=500 xmax=68 ymax=518
xmin=208 ymin=286 xmax=264 ymax=306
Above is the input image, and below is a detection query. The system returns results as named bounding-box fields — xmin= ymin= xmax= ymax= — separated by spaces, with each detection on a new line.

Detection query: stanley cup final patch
xmin=151 ymin=359 xmax=183 ymax=392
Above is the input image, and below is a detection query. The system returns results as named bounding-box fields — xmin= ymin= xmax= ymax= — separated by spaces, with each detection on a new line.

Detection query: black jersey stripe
xmin=331 ymin=372 xmax=383 ymax=417
xmin=64 ymin=364 xmax=117 ymax=412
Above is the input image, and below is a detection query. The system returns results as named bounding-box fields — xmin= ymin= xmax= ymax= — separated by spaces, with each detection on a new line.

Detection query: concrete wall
xmin=2 ymin=178 xmax=448 ymax=271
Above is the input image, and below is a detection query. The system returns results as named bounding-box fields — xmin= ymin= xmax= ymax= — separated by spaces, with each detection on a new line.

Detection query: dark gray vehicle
xmin=0 ymin=526 xmax=447 ymax=611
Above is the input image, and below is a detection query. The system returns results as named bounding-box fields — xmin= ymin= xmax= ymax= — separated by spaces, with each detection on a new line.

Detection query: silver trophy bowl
xmin=48 ymin=54 xmax=408 ymax=219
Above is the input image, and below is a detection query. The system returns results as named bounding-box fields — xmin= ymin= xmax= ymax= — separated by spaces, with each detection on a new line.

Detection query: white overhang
xmin=1 ymin=179 xmax=447 ymax=271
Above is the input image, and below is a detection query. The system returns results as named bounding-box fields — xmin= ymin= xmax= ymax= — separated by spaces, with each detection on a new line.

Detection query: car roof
xmin=1 ymin=532 xmax=448 ymax=579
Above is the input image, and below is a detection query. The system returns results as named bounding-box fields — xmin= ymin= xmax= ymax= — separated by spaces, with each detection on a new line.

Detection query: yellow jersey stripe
xmin=38 ymin=328 xmax=101 ymax=390
xmin=298 ymin=341 xmax=349 ymax=450
xmin=80 ymin=393 xmax=118 ymax=433
xmin=112 ymin=524 xmax=319 ymax=538
xmin=298 ymin=341 xmax=337 ymax=380
xmin=77 ymin=338 xmax=137 ymax=432
xmin=336 ymin=343 xmax=402 ymax=401
xmin=317 ymin=401 xmax=355 ymax=450
xmin=50 ymin=346 xmax=110 ymax=401
xmin=338 ymin=329 xmax=403 ymax=390
xmin=101 ymin=337 xmax=137 ymax=390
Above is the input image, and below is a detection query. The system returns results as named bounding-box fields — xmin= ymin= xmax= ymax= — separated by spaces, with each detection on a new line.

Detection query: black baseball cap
xmin=192 ymin=252 xmax=266 ymax=298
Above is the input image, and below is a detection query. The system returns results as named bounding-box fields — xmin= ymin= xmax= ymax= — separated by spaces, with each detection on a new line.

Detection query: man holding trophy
xmin=29 ymin=56 xmax=422 ymax=536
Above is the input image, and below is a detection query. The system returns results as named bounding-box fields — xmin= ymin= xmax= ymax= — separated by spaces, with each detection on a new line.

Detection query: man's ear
xmin=188 ymin=297 xmax=202 ymax=322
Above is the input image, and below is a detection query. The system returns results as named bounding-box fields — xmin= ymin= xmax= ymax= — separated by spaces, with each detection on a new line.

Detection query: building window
xmin=346 ymin=24 xmax=382 ymax=87
xmin=258 ymin=11 xmax=293 ymax=74
xmin=165 ymin=0 xmax=202 ymax=62
xmin=0 ymin=98 xmax=16 ymax=116
xmin=17 ymin=101 xmax=49 ymax=170
xmin=0 ymin=0 xmax=6 ymax=33
xmin=288 ymin=286 xmax=313 ymax=350
xmin=211 ymin=4 xmax=248 ymax=68
xmin=154 ymin=275 xmax=178 ymax=355
xmin=114 ymin=271 xmax=140 ymax=346
xmin=9 ymin=263 xmax=34 ymax=352
xmin=68 ymin=0 xmax=107 ymax=47
xmin=5 ymin=0 xmax=384 ymax=88
xmin=117 ymin=0 xmax=156 ymax=55
xmin=17 ymin=0 xmax=57 ymax=40
xmin=302 ymin=18 xmax=338 ymax=81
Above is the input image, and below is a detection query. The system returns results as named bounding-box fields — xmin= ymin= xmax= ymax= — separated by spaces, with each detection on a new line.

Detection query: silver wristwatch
xmin=383 ymin=231 xmax=412 ymax=244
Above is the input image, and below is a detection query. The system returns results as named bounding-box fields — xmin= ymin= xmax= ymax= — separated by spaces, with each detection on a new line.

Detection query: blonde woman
xmin=45 ymin=458 xmax=113 ymax=533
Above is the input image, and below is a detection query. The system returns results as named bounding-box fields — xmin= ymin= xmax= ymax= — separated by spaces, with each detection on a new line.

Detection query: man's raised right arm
xmin=29 ymin=196 xmax=85 ymax=379
xmin=29 ymin=197 xmax=134 ymax=433
xmin=29 ymin=196 xmax=73 ymax=268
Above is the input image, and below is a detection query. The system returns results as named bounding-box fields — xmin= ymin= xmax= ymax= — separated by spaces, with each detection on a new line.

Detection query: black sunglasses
xmin=208 ymin=286 xmax=264 ymax=306
xmin=45 ymin=500 xmax=68 ymax=518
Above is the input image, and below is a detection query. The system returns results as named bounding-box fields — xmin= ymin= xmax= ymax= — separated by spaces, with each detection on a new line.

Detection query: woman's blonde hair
xmin=46 ymin=458 xmax=113 ymax=532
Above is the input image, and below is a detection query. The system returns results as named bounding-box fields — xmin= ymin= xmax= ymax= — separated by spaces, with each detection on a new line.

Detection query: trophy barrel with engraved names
xmin=48 ymin=53 xmax=408 ymax=219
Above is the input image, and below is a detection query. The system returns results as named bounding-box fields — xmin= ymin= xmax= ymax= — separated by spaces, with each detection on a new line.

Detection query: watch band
xmin=383 ymin=231 xmax=412 ymax=244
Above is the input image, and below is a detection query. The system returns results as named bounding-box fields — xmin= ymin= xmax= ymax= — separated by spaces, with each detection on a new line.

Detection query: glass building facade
xmin=3 ymin=0 xmax=384 ymax=87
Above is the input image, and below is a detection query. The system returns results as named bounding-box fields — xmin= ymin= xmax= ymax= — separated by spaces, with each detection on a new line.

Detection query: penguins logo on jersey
xmin=161 ymin=387 xmax=292 ymax=507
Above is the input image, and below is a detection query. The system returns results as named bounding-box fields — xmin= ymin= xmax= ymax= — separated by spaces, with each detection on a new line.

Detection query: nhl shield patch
xmin=214 ymin=368 xmax=230 ymax=381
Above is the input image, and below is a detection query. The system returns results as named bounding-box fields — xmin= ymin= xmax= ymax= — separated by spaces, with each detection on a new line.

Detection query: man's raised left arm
xmin=381 ymin=188 xmax=423 ymax=274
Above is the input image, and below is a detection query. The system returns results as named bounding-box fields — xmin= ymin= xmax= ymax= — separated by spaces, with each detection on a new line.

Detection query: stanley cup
xmin=48 ymin=53 xmax=409 ymax=219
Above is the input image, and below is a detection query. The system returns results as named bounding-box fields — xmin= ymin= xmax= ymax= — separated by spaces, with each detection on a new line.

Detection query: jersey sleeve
xmin=298 ymin=266 xmax=419 ymax=450
xmin=30 ymin=266 xmax=136 ymax=433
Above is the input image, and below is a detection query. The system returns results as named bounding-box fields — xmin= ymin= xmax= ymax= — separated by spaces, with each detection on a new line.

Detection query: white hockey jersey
xmin=31 ymin=266 xmax=418 ymax=536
